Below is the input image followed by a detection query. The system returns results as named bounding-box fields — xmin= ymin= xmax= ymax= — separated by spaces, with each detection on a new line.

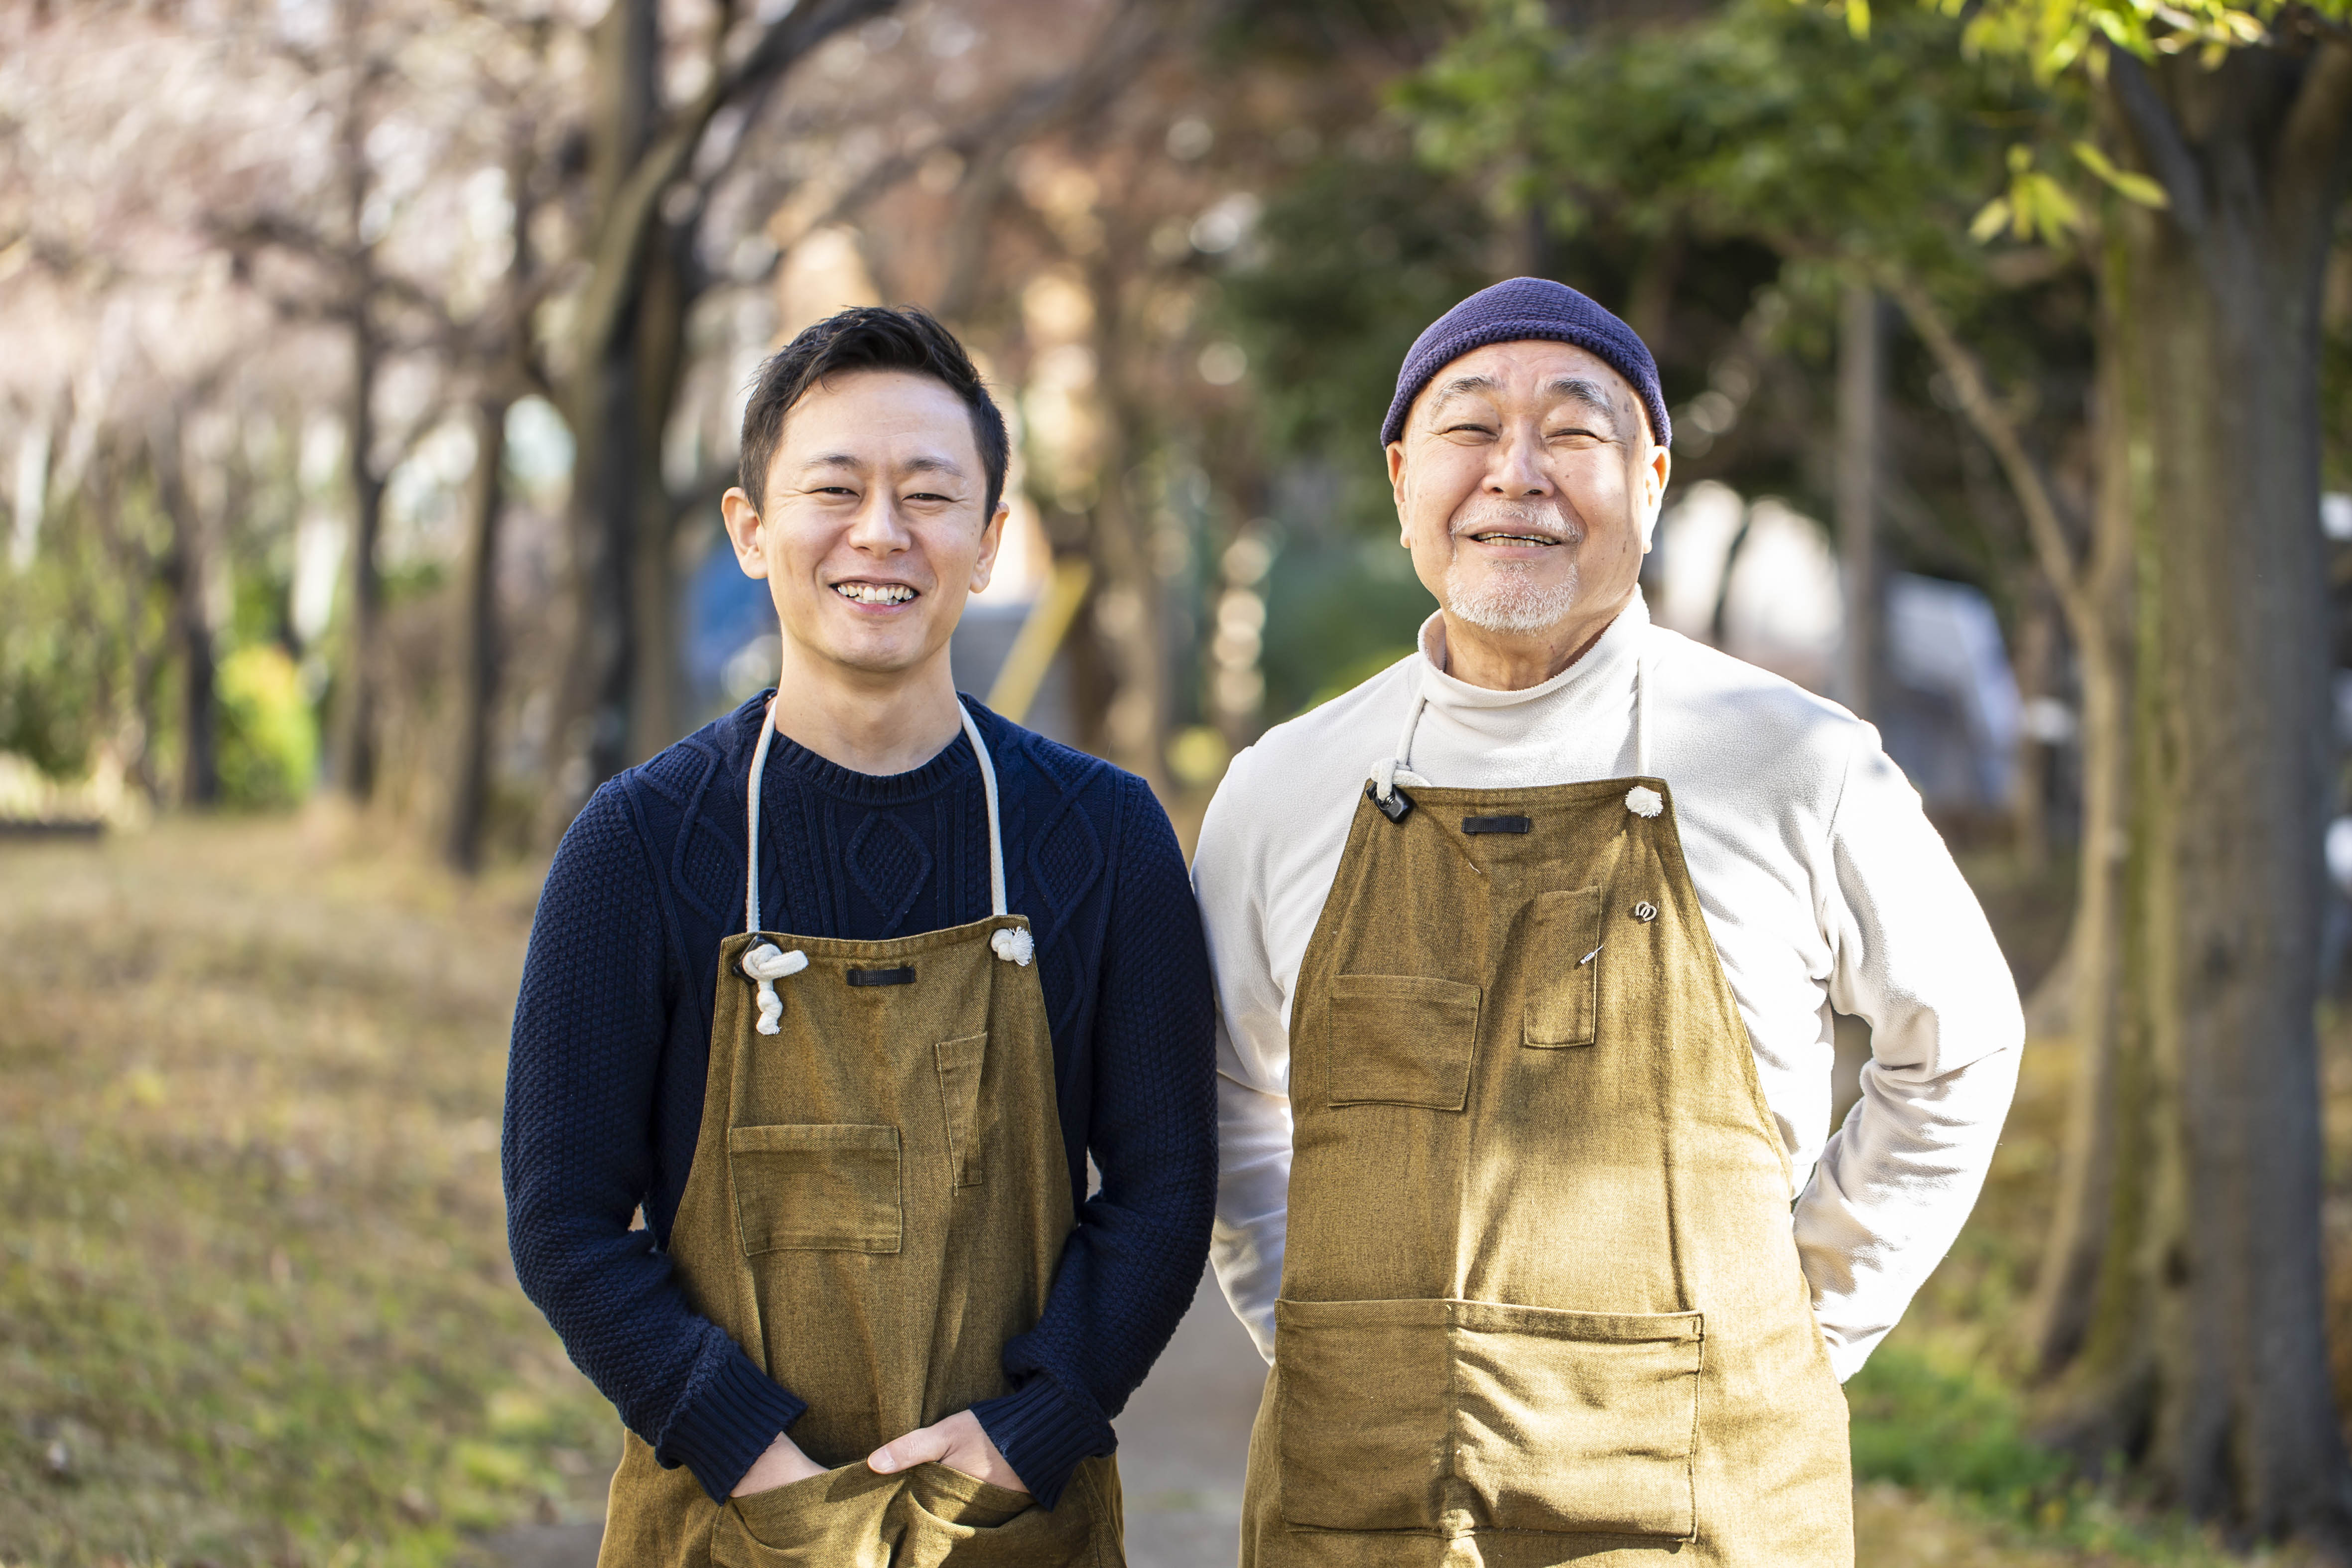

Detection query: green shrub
xmin=215 ymin=644 xmax=317 ymax=809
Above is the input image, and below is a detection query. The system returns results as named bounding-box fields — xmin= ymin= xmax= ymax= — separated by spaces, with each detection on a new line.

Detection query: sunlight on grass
xmin=0 ymin=818 xmax=612 ymax=1566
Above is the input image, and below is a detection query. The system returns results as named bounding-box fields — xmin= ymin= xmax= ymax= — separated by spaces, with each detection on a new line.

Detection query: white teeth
xmin=834 ymin=583 xmax=915 ymax=605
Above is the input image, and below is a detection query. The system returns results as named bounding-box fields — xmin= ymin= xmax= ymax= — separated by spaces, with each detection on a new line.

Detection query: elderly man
xmin=1194 ymin=277 xmax=2022 ymax=1567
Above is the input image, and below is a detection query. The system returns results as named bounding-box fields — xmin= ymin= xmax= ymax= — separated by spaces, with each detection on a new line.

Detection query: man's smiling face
xmin=725 ymin=368 xmax=1004 ymax=684
xmin=1388 ymin=339 xmax=1667 ymax=646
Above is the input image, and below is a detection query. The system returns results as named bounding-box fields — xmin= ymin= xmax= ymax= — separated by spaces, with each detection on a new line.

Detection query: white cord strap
xmin=1367 ymin=670 xmax=1432 ymax=820
xmin=959 ymin=702 xmax=1034 ymax=966
xmin=1626 ymin=643 xmax=1663 ymax=818
xmin=740 ymin=700 xmax=807 ymax=1033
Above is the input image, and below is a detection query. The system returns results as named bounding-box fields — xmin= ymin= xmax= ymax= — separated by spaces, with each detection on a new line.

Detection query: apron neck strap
xmin=743 ymin=695 xmax=1010 ymax=937
xmin=1634 ymin=644 xmax=1651 ymax=779
xmin=1367 ymin=635 xmax=1655 ymax=805
xmin=956 ymin=700 xmax=1010 ymax=920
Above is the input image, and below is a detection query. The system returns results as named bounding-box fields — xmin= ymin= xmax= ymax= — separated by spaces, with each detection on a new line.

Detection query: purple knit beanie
xmin=1380 ymin=277 xmax=1671 ymax=451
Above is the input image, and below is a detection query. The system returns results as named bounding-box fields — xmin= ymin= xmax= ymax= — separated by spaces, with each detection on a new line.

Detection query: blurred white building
xmin=1650 ymin=481 xmax=2022 ymax=811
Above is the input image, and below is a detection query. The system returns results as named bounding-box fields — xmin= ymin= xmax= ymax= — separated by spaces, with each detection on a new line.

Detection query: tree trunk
xmin=2023 ymin=272 xmax=2135 ymax=1373
xmin=1836 ymin=282 xmax=1883 ymax=721
xmin=2051 ymin=39 xmax=2352 ymax=1545
xmin=625 ymin=225 xmax=693 ymax=766
xmin=444 ymin=394 xmax=510 ymax=872
xmin=545 ymin=0 xmax=660 ymax=824
xmin=329 ymin=321 xmax=386 ymax=801
xmin=154 ymin=414 xmax=218 ymax=808
xmin=1083 ymin=259 xmax=1169 ymax=788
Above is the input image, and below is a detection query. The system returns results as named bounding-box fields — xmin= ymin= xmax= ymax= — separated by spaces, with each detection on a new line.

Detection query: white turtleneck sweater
xmin=1193 ymin=596 xmax=2022 ymax=1381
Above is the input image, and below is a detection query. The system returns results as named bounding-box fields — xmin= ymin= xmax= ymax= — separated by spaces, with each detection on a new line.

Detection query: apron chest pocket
xmin=1522 ymin=885 xmax=1605 ymax=1047
xmin=1276 ymin=1297 xmax=1702 ymax=1540
xmin=1326 ymin=975 xmax=1482 ymax=1111
xmin=728 ymin=1124 xmax=902 ymax=1254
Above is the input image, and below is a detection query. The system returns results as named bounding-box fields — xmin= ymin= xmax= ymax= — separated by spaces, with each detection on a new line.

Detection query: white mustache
xmin=1450 ymin=502 xmax=1581 ymax=544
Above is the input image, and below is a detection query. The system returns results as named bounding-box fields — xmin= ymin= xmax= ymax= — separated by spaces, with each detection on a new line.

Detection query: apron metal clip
xmin=1366 ymin=779 xmax=1415 ymax=824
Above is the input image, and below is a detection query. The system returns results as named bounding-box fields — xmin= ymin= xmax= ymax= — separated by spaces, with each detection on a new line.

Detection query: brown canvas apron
xmin=1240 ymin=652 xmax=1852 ymax=1568
xmin=597 ymin=701 xmax=1123 ymax=1568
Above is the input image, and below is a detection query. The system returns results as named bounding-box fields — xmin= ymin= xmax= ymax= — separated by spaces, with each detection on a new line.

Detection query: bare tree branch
xmin=1883 ymin=272 xmax=2093 ymax=629
xmin=2106 ymin=49 xmax=2208 ymax=235
xmin=2271 ymin=32 xmax=2352 ymax=249
xmin=564 ymin=0 xmax=894 ymax=377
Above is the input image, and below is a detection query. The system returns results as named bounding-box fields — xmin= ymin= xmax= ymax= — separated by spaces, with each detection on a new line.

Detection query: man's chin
xmin=811 ymin=628 xmax=948 ymax=682
xmin=1442 ymin=569 xmax=1582 ymax=638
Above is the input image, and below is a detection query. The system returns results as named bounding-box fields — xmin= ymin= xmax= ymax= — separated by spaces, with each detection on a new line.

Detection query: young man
xmin=507 ymin=306 xmax=1215 ymax=1566
xmin=1195 ymin=278 xmax=2022 ymax=1566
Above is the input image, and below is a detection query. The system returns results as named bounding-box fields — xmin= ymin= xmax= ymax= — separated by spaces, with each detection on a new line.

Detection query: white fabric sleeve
xmin=1797 ymin=735 xmax=2024 ymax=1380
xmin=1192 ymin=748 xmax=1292 ymax=1365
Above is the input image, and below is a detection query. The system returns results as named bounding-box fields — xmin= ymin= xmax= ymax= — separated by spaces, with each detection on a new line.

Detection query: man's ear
xmin=721 ymin=487 xmax=768 ymax=579
xmin=1387 ymin=441 xmax=1410 ymax=549
xmin=968 ymin=501 xmax=1010 ymax=595
xmin=1636 ymin=441 xmax=1671 ymax=552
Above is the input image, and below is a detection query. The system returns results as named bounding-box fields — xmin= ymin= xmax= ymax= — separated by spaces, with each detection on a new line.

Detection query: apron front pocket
xmin=1274 ymin=1297 xmax=1450 ymax=1530
xmin=1449 ymin=1300 xmax=1702 ymax=1539
xmin=729 ymin=1124 xmax=903 ymax=1254
xmin=1274 ymin=1297 xmax=1702 ymax=1540
xmin=1326 ymin=975 xmax=1481 ymax=1111
xmin=1520 ymin=886 xmax=1606 ymax=1048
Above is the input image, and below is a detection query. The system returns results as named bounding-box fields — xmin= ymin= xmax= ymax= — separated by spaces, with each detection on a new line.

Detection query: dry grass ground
xmin=0 ymin=816 xmax=611 ymax=1566
xmin=0 ymin=818 xmax=2343 ymax=1565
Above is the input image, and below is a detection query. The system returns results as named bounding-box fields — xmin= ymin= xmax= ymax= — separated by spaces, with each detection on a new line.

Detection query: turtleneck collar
xmin=1413 ymin=591 xmax=1652 ymax=712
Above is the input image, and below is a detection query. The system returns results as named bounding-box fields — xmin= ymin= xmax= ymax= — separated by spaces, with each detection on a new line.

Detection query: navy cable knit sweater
xmin=504 ymin=694 xmax=1216 ymax=1508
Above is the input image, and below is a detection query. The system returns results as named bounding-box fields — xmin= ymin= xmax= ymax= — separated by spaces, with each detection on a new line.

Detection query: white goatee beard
xmin=1444 ymin=559 xmax=1583 ymax=634
xmin=1440 ymin=502 xmax=1583 ymax=634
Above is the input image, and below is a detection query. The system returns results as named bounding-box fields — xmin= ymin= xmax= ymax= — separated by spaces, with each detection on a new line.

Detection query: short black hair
xmin=738 ymin=305 xmax=1010 ymax=519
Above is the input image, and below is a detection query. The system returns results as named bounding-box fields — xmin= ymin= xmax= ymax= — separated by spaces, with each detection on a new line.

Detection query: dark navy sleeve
xmin=970 ymin=772 xmax=1219 ymax=1507
xmin=503 ymin=780 xmax=805 ymax=1502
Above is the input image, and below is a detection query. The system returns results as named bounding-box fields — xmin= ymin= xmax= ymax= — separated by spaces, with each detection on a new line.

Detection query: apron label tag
xmin=846 ymin=966 xmax=917 ymax=987
xmin=1461 ymin=815 xmax=1532 ymax=835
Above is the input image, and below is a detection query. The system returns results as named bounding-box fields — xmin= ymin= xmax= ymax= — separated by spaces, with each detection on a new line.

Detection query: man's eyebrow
xmin=1426 ymin=375 xmax=1502 ymax=421
xmin=798 ymin=452 xmax=864 ymax=471
xmin=1546 ymin=378 xmax=1622 ymax=432
xmin=898 ymin=455 xmax=967 ymax=480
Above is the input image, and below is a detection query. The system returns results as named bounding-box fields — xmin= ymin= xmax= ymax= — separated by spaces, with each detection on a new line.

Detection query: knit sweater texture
xmin=504 ymin=694 xmax=1217 ymax=1509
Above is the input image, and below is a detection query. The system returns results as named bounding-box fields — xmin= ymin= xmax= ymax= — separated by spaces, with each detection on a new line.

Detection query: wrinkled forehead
xmin=1407 ymin=339 xmax=1646 ymax=439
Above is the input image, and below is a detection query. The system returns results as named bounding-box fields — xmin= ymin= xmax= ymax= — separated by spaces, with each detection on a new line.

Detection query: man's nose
xmin=1484 ymin=429 xmax=1553 ymax=498
xmin=845 ymin=490 xmax=911 ymax=551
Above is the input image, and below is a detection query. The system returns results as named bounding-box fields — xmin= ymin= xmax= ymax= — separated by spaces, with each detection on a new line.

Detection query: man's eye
xmin=905 ymin=491 xmax=953 ymax=504
xmin=1442 ymin=423 xmax=1496 ymax=437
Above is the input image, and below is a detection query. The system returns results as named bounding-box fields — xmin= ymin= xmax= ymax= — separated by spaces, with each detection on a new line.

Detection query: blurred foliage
xmin=1216 ymin=146 xmax=1491 ymax=717
xmin=0 ymin=476 xmax=171 ymax=787
xmin=1403 ymin=0 xmax=2059 ymax=295
xmin=1220 ymin=148 xmax=1494 ymax=498
xmin=216 ymin=644 xmax=317 ymax=809
xmin=1919 ymin=0 xmax=2352 ymax=77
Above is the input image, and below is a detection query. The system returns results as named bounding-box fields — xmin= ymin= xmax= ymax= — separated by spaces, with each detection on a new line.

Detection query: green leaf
xmin=2020 ymin=172 xmax=2083 ymax=239
xmin=2071 ymin=139 xmax=2170 ymax=209
xmin=1970 ymin=196 xmax=2014 ymax=243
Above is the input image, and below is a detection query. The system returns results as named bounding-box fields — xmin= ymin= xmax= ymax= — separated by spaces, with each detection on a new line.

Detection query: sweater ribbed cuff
xmin=970 ymin=1375 xmax=1113 ymax=1510
xmin=656 ymin=1346 xmax=809 ymax=1503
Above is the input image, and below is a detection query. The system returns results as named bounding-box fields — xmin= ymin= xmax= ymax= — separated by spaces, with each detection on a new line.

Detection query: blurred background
xmin=5 ymin=0 xmax=2352 ymax=1564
